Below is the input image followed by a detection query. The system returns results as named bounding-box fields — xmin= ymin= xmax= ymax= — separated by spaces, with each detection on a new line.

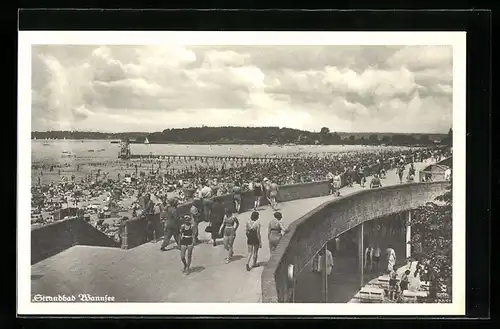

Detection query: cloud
xmin=31 ymin=45 xmax=453 ymax=133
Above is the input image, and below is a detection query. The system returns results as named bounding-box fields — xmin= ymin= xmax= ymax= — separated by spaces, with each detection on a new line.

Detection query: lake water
xmin=31 ymin=139 xmax=413 ymax=164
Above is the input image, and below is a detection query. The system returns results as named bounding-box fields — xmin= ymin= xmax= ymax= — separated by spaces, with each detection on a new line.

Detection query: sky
xmin=31 ymin=45 xmax=453 ymax=133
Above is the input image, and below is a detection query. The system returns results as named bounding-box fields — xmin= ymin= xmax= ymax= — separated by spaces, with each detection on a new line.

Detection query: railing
xmin=261 ymin=181 xmax=450 ymax=303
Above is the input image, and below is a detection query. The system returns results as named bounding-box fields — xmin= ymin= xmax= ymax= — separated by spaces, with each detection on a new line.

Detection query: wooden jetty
xmin=129 ymin=154 xmax=304 ymax=161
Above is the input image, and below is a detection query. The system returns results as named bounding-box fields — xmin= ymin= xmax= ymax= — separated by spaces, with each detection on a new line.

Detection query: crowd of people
xmin=132 ymin=146 xmax=450 ymax=274
xmin=31 ymin=145 xmax=451 ymax=272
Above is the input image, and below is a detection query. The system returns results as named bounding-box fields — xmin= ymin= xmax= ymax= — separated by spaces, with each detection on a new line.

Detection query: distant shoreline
xmin=31 ymin=127 xmax=450 ymax=147
xmin=31 ymin=139 xmax=435 ymax=147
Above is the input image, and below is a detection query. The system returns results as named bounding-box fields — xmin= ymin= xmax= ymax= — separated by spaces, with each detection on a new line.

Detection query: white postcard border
xmin=17 ymin=31 xmax=466 ymax=315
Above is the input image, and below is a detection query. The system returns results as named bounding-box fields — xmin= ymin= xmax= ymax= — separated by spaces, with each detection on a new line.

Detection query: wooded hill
xmin=32 ymin=126 xmax=451 ymax=146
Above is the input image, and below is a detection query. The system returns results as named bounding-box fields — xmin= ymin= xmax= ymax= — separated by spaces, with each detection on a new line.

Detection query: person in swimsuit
xmin=232 ymin=181 xmax=243 ymax=213
xmin=268 ymin=180 xmax=280 ymax=211
xmin=253 ymin=179 xmax=263 ymax=211
xmin=268 ymin=212 xmax=286 ymax=253
xmin=219 ymin=208 xmax=240 ymax=263
xmin=179 ymin=215 xmax=195 ymax=274
xmin=246 ymin=211 xmax=262 ymax=271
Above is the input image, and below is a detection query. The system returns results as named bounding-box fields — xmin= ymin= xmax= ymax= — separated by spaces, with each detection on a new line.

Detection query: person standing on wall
xmin=246 ymin=211 xmax=262 ymax=271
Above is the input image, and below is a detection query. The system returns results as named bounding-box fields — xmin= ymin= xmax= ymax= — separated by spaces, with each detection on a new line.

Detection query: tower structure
xmin=118 ymin=139 xmax=131 ymax=159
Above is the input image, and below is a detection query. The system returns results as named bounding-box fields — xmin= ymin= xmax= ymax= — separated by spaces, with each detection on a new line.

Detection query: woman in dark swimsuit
xmin=268 ymin=212 xmax=286 ymax=253
xmin=246 ymin=211 xmax=262 ymax=271
xmin=179 ymin=215 xmax=195 ymax=274
xmin=253 ymin=179 xmax=263 ymax=211
xmin=219 ymin=208 xmax=240 ymax=263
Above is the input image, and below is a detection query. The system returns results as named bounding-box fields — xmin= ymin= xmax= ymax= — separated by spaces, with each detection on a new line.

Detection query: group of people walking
xmin=151 ymin=191 xmax=287 ymax=274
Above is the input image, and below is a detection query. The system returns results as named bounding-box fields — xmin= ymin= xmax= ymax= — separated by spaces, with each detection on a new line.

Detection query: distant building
xmin=419 ymin=156 xmax=452 ymax=181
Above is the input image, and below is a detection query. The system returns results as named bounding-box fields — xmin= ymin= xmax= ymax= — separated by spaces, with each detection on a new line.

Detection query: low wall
xmin=261 ymin=181 xmax=449 ymax=303
xmin=31 ymin=218 xmax=77 ymax=265
xmin=31 ymin=217 xmax=120 ymax=265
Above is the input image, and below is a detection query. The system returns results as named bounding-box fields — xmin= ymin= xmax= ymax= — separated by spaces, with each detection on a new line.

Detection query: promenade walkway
xmin=31 ymin=162 xmax=430 ymax=303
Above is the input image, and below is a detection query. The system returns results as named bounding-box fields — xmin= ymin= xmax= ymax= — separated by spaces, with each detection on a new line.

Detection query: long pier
xmin=129 ymin=154 xmax=303 ymax=162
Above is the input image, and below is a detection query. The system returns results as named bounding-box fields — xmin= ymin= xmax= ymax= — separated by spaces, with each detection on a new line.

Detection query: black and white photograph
xmin=18 ymin=31 xmax=466 ymax=315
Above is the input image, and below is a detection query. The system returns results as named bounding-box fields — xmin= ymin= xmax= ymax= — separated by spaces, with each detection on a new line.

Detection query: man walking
xmin=143 ymin=193 xmax=156 ymax=243
xmin=160 ymin=197 xmax=180 ymax=251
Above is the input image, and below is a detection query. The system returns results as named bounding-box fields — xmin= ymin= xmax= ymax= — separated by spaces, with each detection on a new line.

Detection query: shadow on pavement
xmin=189 ymin=266 xmax=206 ymax=273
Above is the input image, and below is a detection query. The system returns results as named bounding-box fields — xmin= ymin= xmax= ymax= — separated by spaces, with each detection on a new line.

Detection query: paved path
xmin=31 ymin=162 xmax=429 ymax=302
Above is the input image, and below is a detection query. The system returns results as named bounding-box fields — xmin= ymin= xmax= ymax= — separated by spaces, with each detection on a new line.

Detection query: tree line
xmin=32 ymin=127 xmax=452 ymax=146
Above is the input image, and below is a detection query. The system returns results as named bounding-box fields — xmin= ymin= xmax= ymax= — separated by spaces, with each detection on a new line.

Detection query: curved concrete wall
xmin=261 ymin=181 xmax=450 ymax=303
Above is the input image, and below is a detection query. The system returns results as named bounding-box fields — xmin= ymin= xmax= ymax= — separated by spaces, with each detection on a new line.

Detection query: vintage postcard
xmin=18 ymin=31 xmax=466 ymax=315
